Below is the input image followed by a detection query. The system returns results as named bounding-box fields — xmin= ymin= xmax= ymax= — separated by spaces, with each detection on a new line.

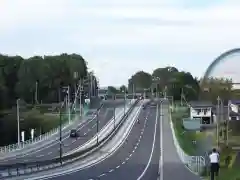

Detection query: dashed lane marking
xmin=87 ymin=110 xmax=150 ymax=180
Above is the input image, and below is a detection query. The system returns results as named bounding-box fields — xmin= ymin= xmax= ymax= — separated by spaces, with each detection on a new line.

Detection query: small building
xmin=228 ymin=100 xmax=240 ymax=120
xmin=189 ymin=101 xmax=213 ymax=124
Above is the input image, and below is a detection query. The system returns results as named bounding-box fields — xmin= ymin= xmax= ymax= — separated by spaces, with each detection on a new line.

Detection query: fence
xmin=169 ymin=105 xmax=206 ymax=175
xmin=0 ymin=99 xmax=139 ymax=178
xmin=0 ymin=105 xmax=89 ymax=154
xmin=0 ymin=98 xmax=134 ymax=154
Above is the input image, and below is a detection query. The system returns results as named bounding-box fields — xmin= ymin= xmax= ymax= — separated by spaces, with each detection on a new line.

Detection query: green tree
xmin=107 ymin=86 xmax=118 ymax=94
xmin=128 ymin=71 xmax=152 ymax=93
xmin=119 ymin=85 xmax=127 ymax=93
xmin=200 ymin=77 xmax=233 ymax=102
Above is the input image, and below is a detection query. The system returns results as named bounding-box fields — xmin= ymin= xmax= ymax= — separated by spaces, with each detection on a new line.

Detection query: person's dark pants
xmin=210 ymin=163 xmax=219 ymax=180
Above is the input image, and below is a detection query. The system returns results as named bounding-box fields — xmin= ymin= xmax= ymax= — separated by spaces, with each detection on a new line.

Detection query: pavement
xmin=0 ymin=100 xmax=130 ymax=165
xmin=40 ymin=99 xmax=160 ymax=180
xmin=161 ymin=101 xmax=201 ymax=180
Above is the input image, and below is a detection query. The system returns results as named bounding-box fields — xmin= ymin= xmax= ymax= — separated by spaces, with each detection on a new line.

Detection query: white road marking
xmin=160 ymin=102 xmax=163 ymax=180
xmin=48 ymin=152 xmax=52 ymax=155
xmin=137 ymin=103 xmax=158 ymax=180
xmin=99 ymin=173 xmax=106 ymax=177
xmin=36 ymin=154 xmax=44 ymax=158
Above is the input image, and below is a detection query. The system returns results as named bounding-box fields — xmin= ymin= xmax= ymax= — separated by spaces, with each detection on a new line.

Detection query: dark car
xmin=70 ymin=129 xmax=77 ymax=138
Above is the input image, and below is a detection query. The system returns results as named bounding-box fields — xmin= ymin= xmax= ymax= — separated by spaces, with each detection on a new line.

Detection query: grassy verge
xmin=171 ymin=108 xmax=199 ymax=155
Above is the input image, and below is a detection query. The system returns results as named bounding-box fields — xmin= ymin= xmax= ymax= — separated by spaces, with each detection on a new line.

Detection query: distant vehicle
xmin=70 ymin=129 xmax=77 ymax=138
xmin=142 ymin=105 xmax=146 ymax=109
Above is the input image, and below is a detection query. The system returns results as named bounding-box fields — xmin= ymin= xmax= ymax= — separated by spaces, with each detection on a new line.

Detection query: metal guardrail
xmin=0 ymin=99 xmax=139 ymax=179
xmin=169 ymin=105 xmax=206 ymax=175
xmin=0 ymin=98 xmax=134 ymax=154
xmin=0 ymin=108 xmax=87 ymax=154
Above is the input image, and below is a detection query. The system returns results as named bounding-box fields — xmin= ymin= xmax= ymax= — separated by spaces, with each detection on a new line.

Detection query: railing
xmin=0 ymin=99 xmax=134 ymax=154
xmin=169 ymin=105 xmax=206 ymax=175
xmin=0 ymin=99 xmax=139 ymax=179
xmin=0 ymin=107 xmax=88 ymax=154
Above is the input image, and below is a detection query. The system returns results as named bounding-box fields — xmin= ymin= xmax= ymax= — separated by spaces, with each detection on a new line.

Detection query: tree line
xmin=0 ymin=53 xmax=98 ymax=146
xmin=126 ymin=66 xmax=235 ymax=102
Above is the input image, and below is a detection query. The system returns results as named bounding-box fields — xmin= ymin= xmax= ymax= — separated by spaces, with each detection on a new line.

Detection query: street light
xmin=16 ymin=99 xmax=20 ymax=147
xmin=96 ymin=105 xmax=100 ymax=144
xmin=113 ymin=94 xmax=116 ymax=129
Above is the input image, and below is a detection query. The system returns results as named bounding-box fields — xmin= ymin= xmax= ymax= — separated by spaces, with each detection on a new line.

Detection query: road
xmin=47 ymin=99 xmax=161 ymax=180
xmin=0 ymin=100 xmax=129 ymax=165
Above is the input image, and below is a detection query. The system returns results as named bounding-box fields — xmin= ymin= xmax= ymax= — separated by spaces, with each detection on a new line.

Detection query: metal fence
xmin=0 ymin=98 xmax=135 ymax=154
xmin=169 ymin=105 xmax=206 ymax=175
xmin=0 ymin=106 xmax=88 ymax=154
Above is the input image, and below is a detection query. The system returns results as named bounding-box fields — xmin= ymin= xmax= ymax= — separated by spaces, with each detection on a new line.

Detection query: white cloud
xmin=1 ymin=0 xmax=240 ymax=86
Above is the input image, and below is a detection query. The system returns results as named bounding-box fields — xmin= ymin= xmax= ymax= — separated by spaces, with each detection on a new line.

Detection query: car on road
xmin=70 ymin=129 xmax=78 ymax=138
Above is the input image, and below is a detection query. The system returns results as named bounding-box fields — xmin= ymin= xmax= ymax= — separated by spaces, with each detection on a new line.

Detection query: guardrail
xmin=0 ymin=99 xmax=134 ymax=154
xmin=0 ymin=108 xmax=88 ymax=154
xmin=0 ymin=99 xmax=140 ymax=179
xmin=169 ymin=106 xmax=206 ymax=175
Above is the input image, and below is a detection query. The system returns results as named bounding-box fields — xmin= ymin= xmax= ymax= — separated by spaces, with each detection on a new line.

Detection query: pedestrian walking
xmin=209 ymin=148 xmax=220 ymax=180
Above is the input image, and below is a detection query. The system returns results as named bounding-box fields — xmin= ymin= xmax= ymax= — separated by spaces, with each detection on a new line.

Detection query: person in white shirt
xmin=209 ymin=148 xmax=220 ymax=180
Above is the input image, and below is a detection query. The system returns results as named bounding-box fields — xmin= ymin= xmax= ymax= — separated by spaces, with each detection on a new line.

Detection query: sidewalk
xmin=162 ymin=104 xmax=201 ymax=180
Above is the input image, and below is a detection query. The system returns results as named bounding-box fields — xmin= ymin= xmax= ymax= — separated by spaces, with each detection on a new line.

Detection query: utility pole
xmin=181 ymin=88 xmax=183 ymax=106
xmin=113 ymin=95 xmax=116 ymax=129
xmin=17 ymin=99 xmax=20 ymax=147
xmin=35 ymin=81 xmax=38 ymax=104
xmin=59 ymin=99 xmax=63 ymax=165
xmin=226 ymin=100 xmax=230 ymax=145
xmin=216 ymin=96 xmax=220 ymax=148
xmin=96 ymin=108 xmax=99 ymax=144
xmin=124 ymin=90 xmax=126 ymax=115
xmin=67 ymin=86 xmax=71 ymax=124
xmin=79 ymin=79 xmax=82 ymax=117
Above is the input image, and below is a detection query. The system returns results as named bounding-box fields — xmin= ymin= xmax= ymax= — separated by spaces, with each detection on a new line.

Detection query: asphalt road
xmin=0 ymin=100 xmax=128 ymax=165
xmin=48 ymin=100 xmax=160 ymax=180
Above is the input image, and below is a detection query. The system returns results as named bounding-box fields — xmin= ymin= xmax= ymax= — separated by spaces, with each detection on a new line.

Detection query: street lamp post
xmin=17 ymin=99 xmax=20 ymax=147
xmin=113 ymin=95 xmax=116 ymax=129
xmin=216 ymin=96 xmax=221 ymax=148
xmin=59 ymin=103 xmax=63 ymax=165
xmin=96 ymin=107 xmax=100 ymax=144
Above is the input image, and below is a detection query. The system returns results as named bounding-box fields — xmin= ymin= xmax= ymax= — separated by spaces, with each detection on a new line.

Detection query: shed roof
xmin=229 ymin=100 xmax=240 ymax=105
xmin=189 ymin=101 xmax=213 ymax=108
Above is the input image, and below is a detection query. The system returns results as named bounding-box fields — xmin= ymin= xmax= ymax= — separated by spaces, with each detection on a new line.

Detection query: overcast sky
xmin=1 ymin=0 xmax=240 ymax=87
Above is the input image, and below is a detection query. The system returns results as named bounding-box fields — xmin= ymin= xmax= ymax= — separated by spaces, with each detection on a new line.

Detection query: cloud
xmin=1 ymin=0 xmax=240 ymax=86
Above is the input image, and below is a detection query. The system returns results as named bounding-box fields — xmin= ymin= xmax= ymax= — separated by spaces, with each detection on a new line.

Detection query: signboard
xmin=21 ymin=131 xmax=25 ymax=142
xmin=85 ymin=98 xmax=90 ymax=105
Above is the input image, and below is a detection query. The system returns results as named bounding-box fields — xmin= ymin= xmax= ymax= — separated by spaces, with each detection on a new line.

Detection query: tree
xmin=119 ymin=85 xmax=127 ymax=93
xmin=128 ymin=71 xmax=152 ymax=93
xmin=0 ymin=53 xmax=97 ymax=145
xmin=107 ymin=86 xmax=118 ymax=95
xmin=200 ymin=77 xmax=233 ymax=102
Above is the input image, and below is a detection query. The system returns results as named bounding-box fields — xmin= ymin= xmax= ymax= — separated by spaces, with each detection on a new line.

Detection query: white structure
xmin=189 ymin=101 xmax=213 ymax=124
xmin=229 ymin=100 xmax=240 ymax=120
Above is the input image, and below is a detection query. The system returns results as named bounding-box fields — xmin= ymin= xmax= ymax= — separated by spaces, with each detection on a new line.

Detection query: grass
xmin=171 ymin=109 xmax=199 ymax=155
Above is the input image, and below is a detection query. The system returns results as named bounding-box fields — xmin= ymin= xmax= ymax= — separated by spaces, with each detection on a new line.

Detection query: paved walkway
xmin=162 ymin=104 xmax=201 ymax=180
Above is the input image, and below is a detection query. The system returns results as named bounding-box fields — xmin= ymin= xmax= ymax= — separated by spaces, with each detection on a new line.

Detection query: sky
xmin=1 ymin=0 xmax=240 ymax=87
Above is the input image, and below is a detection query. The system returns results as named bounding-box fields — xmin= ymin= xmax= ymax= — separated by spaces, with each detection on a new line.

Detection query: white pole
xmin=79 ymin=79 xmax=82 ymax=117
xmin=31 ymin=129 xmax=34 ymax=140
xmin=68 ymin=86 xmax=71 ymax=124
xmin=17 ymin=99 xmax=20 ymax=147
xmin=21 ymin=131 xmax=25 ymax=142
